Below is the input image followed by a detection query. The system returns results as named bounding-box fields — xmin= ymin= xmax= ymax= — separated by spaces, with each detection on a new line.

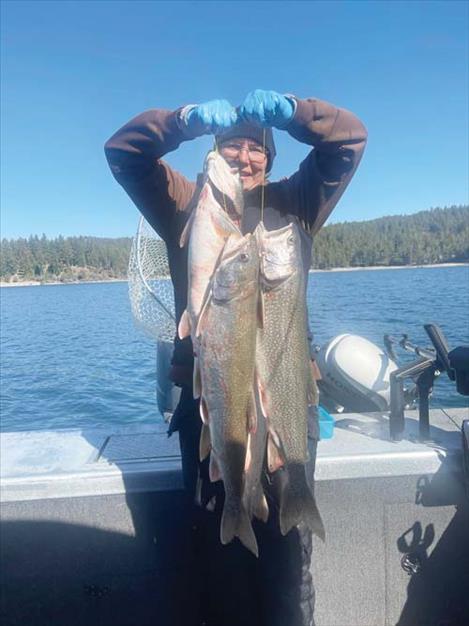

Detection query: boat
xmin=2 ymin=323 xmax=468 ymax=625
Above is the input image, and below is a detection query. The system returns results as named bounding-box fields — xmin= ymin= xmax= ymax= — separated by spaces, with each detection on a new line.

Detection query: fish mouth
xmin=260 ymin=267 xmax=297 ymax=287
xmin=261 ymin=257 xmax=297 ymax=277
xmin=261 ymin=276 xmax=294 ymax=290
xmin=262 ymin=257 xmax=296 ymax=267
xmin=215 ymin=278 xmax=258 ymax=291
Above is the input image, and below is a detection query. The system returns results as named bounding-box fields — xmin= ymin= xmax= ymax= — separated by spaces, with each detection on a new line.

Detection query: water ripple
xmin=1 ymin=267 xmax=468 ymax=431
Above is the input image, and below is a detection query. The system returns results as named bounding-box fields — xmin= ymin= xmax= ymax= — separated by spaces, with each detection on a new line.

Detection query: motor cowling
xmin=316 ymin=334 xmax=399 ymax=413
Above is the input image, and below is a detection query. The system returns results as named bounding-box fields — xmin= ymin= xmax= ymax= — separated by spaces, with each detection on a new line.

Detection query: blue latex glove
xmin=239 ymin=89 xmax=295 ymax=128
xmin=184 ymin=99 xmax=238 ymax=136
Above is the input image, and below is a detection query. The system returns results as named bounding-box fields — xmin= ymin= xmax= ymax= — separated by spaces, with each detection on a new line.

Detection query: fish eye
xmin=239 ymin=253 xmax=249 ymax=263
xmin=287 ymin=236 xmax=294 ymax=245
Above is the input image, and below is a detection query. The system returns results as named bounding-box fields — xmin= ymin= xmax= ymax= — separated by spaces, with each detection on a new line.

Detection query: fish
xmin=255 ymin=221 xmax=325 ymax=540
xmin=178 ymin=150 xmax=243 ymax=365
xmin=197 ymin=233 xmax=261 ymax=556
xmin=242 ymin=392 xmax=269 ymax=524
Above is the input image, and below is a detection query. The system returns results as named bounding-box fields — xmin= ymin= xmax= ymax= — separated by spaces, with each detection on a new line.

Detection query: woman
xmin=105 ymin=89 xmax=367 ymax=626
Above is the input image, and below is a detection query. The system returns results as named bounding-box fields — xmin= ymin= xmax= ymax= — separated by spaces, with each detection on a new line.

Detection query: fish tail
xmin=267 ymin=432 xmax=284 ymax=472
xmin=220 ymin=500 xmax=259 ymax=557
xmin=280 ymin=468 xmax=326 ymax=541
xmin=208 ymin=152 xmax=243 ymax=215
xmin=253 ymin=490 xmax=269 ymax=523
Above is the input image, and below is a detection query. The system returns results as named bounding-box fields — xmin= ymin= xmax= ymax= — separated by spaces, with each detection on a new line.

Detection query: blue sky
xmin=1 ymin=0 xmax=468 ymax=239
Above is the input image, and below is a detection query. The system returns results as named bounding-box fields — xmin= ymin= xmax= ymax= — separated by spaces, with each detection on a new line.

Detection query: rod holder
xmin=389 ymin=356 xmax=436 ymax=441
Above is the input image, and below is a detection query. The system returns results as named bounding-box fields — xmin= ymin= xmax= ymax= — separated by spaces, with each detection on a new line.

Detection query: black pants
xmin=173 ymin=388 xmax=318 ymax=626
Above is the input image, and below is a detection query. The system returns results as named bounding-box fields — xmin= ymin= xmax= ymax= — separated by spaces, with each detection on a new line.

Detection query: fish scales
xmin=178 ymin=151 xmax=242 ymax=357
xmin=261 ymin=263 xmax=310 ymax=461
xmin=256 ymin=222 xmax=325 ymax=540
xmin=198 ymin=234 xmax=260 ymax=556
xmin=257 ymin=222 xmax=310 ymax=464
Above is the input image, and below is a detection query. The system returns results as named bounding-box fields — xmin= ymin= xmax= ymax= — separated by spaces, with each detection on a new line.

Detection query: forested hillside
xmin=313 ymin=205 xmax=469 ymax=269
xmin=1 ymin=206 xmax=468 ymax=283
xmin=1 ymin=236 xmax=133 ymax=283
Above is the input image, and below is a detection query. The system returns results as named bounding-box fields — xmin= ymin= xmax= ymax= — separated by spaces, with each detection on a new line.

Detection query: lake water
xmin=1 ymin=266 xmax=468 ymax=432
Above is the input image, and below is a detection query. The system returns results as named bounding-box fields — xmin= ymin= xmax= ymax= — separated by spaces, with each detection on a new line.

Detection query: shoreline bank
xmin=309 ymin=262 xmax=469 ymax=274
xmin=1 ymin=262 xmax=468 ymax=287
xmin=0 ymin=278 xmax=128 ymax=288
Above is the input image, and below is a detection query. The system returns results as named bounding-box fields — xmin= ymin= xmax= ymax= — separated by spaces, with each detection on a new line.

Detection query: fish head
xmin=212 ymin=234 xmax=259 ymax=302
xmin=256 ymin=222 xmax=301 ymax=286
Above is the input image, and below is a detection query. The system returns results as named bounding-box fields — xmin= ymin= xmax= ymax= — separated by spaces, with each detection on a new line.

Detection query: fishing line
xmin=260 ymin=127 xmax=266 ymax=225
xmin=214 ymin=139 xmax=229 ymax=216
xmin=215 ymin=125 xmax=267 ymax=224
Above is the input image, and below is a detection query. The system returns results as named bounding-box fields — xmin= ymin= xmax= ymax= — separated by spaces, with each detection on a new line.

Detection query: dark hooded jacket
xmin=105 ymin=97 xmax=367 ymax=626
xmin=104 ymin=97 xmax=367 ymax=383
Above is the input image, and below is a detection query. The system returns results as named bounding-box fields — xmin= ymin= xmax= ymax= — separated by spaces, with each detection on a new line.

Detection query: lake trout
xmin=197 ymin=233 xmax=260 ymax=556
xmin=255 ymin=222 xmax=325 ymax=540
xmin=178 ymin=150 xmax=242 ymax=356
xmin=243 ymin=392 xmax=269 ymax=524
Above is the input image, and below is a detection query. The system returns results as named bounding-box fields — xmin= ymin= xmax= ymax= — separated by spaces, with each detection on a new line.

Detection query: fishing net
xmin=128 ymin=216 xmax=176 ymax=343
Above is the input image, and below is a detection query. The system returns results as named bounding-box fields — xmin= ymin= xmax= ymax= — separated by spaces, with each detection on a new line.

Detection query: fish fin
xmin=244 ymin=468 xmax=270 ymax=523
xmin=267 ymin=432 xmax=284 ymax=472
xmin=199 ymin=423 xmax=211 ymax=461
xmin=279 ymin=466 xmax=326 ymax=541
xmin=199 ymin=396 xmax=210 ymax=424
xmin=179 ymin=208 xmax=196 ymax=248
xmin=307 ymin=362 xmax=320 ymax=406
xmin=256 ymin=375 xmax=269 ymax=418
xmin=209 ymin=452 xmax=222 ymax=482
xmin=247 ymin=391 xmax=257 ymax=434
xmin=253 ymin=493 xmax=269 ymax=523
xmin=220 ymin=501 xmax=259 ymax=558
xmin=178 ymin=309 xmax=191 ymax=340
xmin=194 ymin=291 xmax=212 ymax=338
xmin=193 ymin=356 xmax=201 ymax=399
xmin=244 ymin=433 xmax=252 ymax=471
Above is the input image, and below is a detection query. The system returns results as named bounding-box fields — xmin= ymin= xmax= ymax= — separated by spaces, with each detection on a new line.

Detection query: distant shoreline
xmin=0 ymin=278 xmax=128 ymax=288
xmin=1 ymin=262 xmax=467 ymax=288
xmin=309 ymin=262 xmax=469 ymax=274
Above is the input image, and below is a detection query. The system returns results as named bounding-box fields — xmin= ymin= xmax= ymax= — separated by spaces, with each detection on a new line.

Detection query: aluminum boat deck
xmin=2 ymin=407 xmax=468 ymax=626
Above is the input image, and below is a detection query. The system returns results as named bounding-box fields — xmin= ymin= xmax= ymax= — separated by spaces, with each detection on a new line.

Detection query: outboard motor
xmin=315 ymin=334 xmax=399 ymax=413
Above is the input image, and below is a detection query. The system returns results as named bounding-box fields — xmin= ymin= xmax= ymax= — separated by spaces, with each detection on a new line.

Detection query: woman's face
xmin=219 ymin=138 xmax=268 ymax=191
